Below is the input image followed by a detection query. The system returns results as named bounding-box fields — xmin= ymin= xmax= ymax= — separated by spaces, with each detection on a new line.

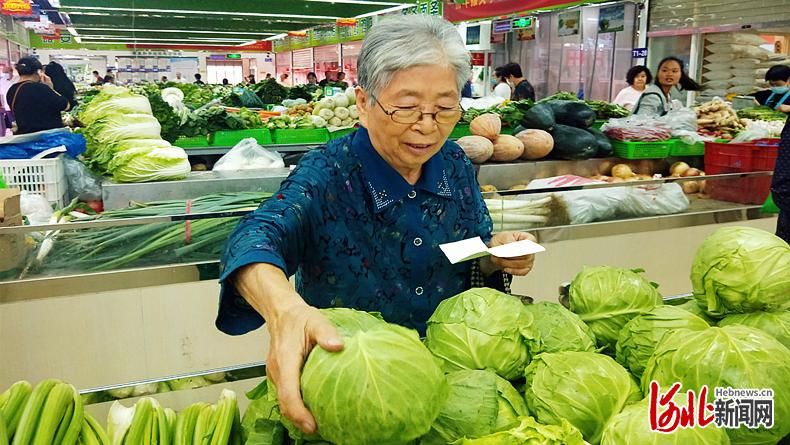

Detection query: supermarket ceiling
xmin=47 ymin=0 xmax=420 ymax=46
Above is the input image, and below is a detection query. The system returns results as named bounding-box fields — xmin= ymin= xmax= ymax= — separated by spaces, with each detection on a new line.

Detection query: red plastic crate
xmin=703 ymin=139 xmax=779 ymax=204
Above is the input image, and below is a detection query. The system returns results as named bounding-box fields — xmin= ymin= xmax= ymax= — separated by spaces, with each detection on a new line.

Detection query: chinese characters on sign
xmin=649 ymin=381 xmax=775 ymax=433
xmin=1 ymin=0 xmax=32 ymax=16
xmin=403 ymin=0 xmax=442 ymax=16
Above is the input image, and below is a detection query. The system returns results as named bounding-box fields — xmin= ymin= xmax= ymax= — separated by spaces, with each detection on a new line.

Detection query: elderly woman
xmin=216 ymin=16 xmax=536 ymax=433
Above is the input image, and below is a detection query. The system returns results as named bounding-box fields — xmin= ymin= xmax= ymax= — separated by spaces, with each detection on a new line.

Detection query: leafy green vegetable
xmin=79 ymin=85 xmax=153 ymax=126
xmin=524 ymin=351 xmax=642 ymax=445
xmin=738 ymin=106 xmax=787 ymax=121
xmin=584 ymin=101 xmax=629 ymax=120
xmin=601 ymin=397 xmax=731 ymax=445
xmin=300 ymin=311 xmax=448 ymax=445
xmin=421 ymin=370 xmax=527 ymax=445
xmin=615 ymin=305 xmax=709 ymax=379
xmin=718 ymin=311 xmax=790 ymax=350
xmin=133 ymin=84 xmax=181 ymax=142
xmin=450 ymin=416 xmax=586 ymax=445
xmin=108 ymin=145 xmax=191 ymax=183
xmin=691 ymin=226 xmax=790 ymax=316
xmin=83 ymin=114 xmax=162 ymax=150
xmin=523 ymin=302 xmax=597 ymax=355
xmin=642 ymin=325 xmax=790 ymax=445
xmin=569 ymin=266 xmax=663 ymax=352
xmin=253 ymin=79 xmax=289 ymax=105
xmin=675 ymin=300 xmax=719 ymax=325
xmin=425 ymin=288 xmax=535 ymax=380
xmin=538 ymin=91 xmax=579 ymax=103
xmin=242 ymin=379 xmax=286 ymax=445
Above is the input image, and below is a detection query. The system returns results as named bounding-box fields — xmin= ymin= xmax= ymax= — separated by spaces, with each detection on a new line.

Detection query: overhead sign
xmin=226 ymin=53 xmax=241 ymax=59
xmin=631 ymin=47 xmax=648 ymax=58
xmin=1 ymin=0 xmax=32 ymax=16
xmin=512 ymin=17 xmax=532 ymax=29
xmin=444 ymin=0 xmax=609 ymax=22
xmin=598 ymin=5 xmax=625 ymax=33
xmin=336 ymin=18 xmax=357 ymax=27
xmin=493 ymin=19 xmax=512 ymax=34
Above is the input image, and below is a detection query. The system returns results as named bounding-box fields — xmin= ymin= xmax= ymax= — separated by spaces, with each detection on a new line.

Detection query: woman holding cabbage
xmin=217 ymin=15 xmax=536 ymax=434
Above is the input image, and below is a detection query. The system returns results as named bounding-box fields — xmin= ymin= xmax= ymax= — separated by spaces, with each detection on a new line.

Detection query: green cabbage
xmin=691 ymin=226 xmax=790 ymax=316
xmin=524 ymin=351 xmax=642 ymax=445
xmin=718 ymin=310 xmax=790 ymax=352
xmin=569 ymin=266 xmax=663 ymax=352
xmin=321 ymin=308 xmax=386 ymax=336
xmin=450 ymin=416 xmax=587 ymax=445
xmin=109 ymin=146 xmax=190 ymax=183
xmin=84 ymin=114 xmax=162 ymax=148
xmin=615 ymin=305 xmax=709 ymax=379
xmin=425 ymin=288 xmax=535 ymax=380
xmin=80 ymin=95 xmax=153 ymax=126
xmin=675 ymin=300 xmax=719 ymax=325
xmin=421 ymin=370 xmax=527 ymax=445
xmin=642 ymin=325 xmax=790 ymax=444
xmin=301 ymin=316 xmax=448 ymax=445
xmin=523 ymin=301 xmax=597 ymax=355
xmin=601 ymin=397 xmax=730 ymax=445
xmin=96 ymin=138 xmax=173 ymax=171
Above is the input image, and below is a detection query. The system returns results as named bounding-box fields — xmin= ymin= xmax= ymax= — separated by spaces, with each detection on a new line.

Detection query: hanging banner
xmin=443 ymin=0 xmax=607 ymax=22
xmin=1 ymin=0 xmax=32 ymax=16
xmin=403 ymin=0 xmax=442 ymax=16
xmin=557 ymin=10 xmax=580 ymax=37
xmin=336 ymin=18 xmax=357 ymax=27
xmin=598 ymin=4 xmax=625 ymax=33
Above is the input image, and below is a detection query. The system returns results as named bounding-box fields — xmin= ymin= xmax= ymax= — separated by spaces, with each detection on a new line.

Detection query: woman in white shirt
xmin=613 ymin=66 xmax=652 ymax=110
xmin=493 ymin=66 xmax=512 ymax=100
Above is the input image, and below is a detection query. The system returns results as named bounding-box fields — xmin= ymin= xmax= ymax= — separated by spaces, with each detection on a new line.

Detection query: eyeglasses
xmin=371 ymin=95 xmax=462 ymax=125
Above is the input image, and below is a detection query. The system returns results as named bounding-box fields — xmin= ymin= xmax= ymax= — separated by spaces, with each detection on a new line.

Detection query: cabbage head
xmin=79 ymin=92 xmax=153 ymax=126
xmin=569 ymin=266 xmax=663 ymax=352
xmin=301 ymin=317 xmax=448 ymax=445
xmin=110 ymin=146 xmax=191 ymax=183
xmin=425 ymin=288 xmax=535 ymax=380
xmin=691 ymin=226 xmax=790 ymax=316
xmin=321 ymin=307 xmax=386 ymax=336
xmin=450 ymin=416 xmax=587 ymax=445
xmin=421 ymin=370 xmax=527 ymax=445
xmin=615 ymin=305 xmax=709 ymax=379
xmin=600 ymin=397 xmax=730 ymax=445
xmin=718 ymin=311 xmax=790 ymax=350
xmin=675 ymin=300 xmax=719 ymax=325
xmin=523 ymin=301 xmax=597 ymax=355
xmin=523 ymin=351 xmax=641 ymax=445
xmin=642 ymin=325 xmax=790 ymax=444
xmin=84 ymin=113 xmax=162 ymax=147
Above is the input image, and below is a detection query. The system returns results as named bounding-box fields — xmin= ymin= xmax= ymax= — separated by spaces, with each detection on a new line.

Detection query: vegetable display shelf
xmin=329 ymin=127 xmax=357 ymax=140
xmin=173 ymin=135 xmax=210 ymax=148
xmin=668 ymin=139 xmax=705 ymax=157
xmin=274 ymin=128 xmax=330 ymax=145
xmin=209 ymin=129 xmax=273 ymax=146
xmin=611 ymin=140 xmax=673 ymax=160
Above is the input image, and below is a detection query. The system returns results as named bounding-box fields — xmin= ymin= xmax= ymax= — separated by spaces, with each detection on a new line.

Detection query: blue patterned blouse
xmin=216 ymin=127 xmax=493 ymax=335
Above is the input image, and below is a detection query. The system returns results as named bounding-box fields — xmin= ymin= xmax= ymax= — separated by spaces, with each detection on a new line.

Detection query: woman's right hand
xmin=266 ymin=302 xmax=344 ymax=434
xmin=40 ymin=73 xmax=54 ymax=89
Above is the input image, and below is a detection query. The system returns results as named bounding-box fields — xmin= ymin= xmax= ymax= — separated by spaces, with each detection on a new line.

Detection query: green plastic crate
xmin=173 ymin=135 xmax=210 ymax=148
xmin=274 ymin=128 xmax=330 ymax=145
xmin=450 ymin=125 xmax=472 ymax=139
xmin=210 ymin=129 xmax=273 ymax=147
xmin=329 ymin=128 xmax=357 ymax=139
xmin=669 ymin=138 xmax=705 ymax=157
xmin=611 ymin=139 xmax=672 ymax=159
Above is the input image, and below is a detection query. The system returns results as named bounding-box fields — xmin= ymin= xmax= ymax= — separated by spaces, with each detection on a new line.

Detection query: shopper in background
xmin=632 ymin=56 xmax=700 ymax=117
xmin=307 ymin=72 xmax=318 ymax=85
xmin=102 ymin=74 xmax=115 ymax=85
xmin=319 ymin=70 xmax=332 ymax=87
xmin=90 ymin=70 xmax=103 ymax=85
xmin=265 ymin=73 xmax=272 ymax=80
xmin=336 ymin=71 xmax=349 ymax=89
xmin=222 ymin=78 xmax=230 ymax=85
xmin=461 ymin=79 xmax=473 ymax=98
xmin=613 ymin=65 xmax=652 ymax=110
xmin=0 ymin=66 xmax=17 ymax=110
xmin=194 ymin=73 xmax=205 ymax=85
xmin=753 ymin=65 xmax=790 ymax=111
xmin=160 ymin=76 xmax=168 ymax=83
xmin=174 ymin=72 xmax=186 ymax=83
xmin=248 ymin=74 xmax=256 ymax=84
xmin=6 ymin=57 xmax=69 ymax=135
xmin=218 ymin=15 xmax=536 ymax=435
xmin=492 ymin=66 xmax=512 ymax=100
xmin=44 ymin=62 xmax=77 ymax=109
xmin=279 ymin=73 xmax=289 ymax=86
xmin=501 ymin=62 xmax=535 ymax=101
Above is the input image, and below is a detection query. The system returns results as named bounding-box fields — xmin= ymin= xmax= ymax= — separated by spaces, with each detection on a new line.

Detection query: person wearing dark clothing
xmin=774 ymin=118 xmax=790 ymax=243
xmin=222 ymin=78 xmax=230 ymax=85
xmin=319 ymin=71 xmax=332 ymax=87
xmin=194 ymin=73 xmax=205 ymax=85
xmin=461 ymin=79 xmax=473 ymax=98
xmin=91 ymin=70 xmax=103 ymax=85
xmin=6 ymin=57 xmax=69 ymax=135
xmin=753 ymin=65 xmax=790 ymax=109
xmin=501 ymin=62 xmax=535 ymax=101
xmin=44 ymin=62 xmax=77 ymax=109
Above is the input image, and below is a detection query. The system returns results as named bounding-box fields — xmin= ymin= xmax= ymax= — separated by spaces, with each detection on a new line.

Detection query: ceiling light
xmin=60 ymin=6 xmax=339 ymax=20
xmin=264 ymin=33 xmax=287 ymax=41
xmin=81 ymin=36 xmax=249 ymax=43
xmin=73 ymin=27 xmax=277 ymax=36
xmin=82 ymin=41 xmax=236 ymax=47
xmin=355 ymin=4 xmax=413 ymax=18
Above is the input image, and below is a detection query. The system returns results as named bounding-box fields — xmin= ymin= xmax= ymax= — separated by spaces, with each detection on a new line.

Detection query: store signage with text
xmin=632 ymin=47 xmax=648 ymax=58
xmin=493 ymin=19 xmax=512 ymax=34
xmin=444 ymin=0 xmax=607 ymax=22
xmin=1 ymin=0 xmax=32 ymax=16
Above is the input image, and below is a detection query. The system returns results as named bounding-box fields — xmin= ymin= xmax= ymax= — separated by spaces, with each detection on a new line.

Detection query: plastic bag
xmin=0 ymin=128 xmax=86 ymax=160
xmin=19 ymin=191 xmax=53 ymax=225
xmin=213 ymin=138 xmax=285 ymax=171
xmin=602 ymin=116 xmax=673 ymax=142
xmin=617 ymin=183 xmax=690 ymax=218
xmin=63 ymin=156 xmax=103 ymax=201
xmin=555 ymin=188 xmax=628 ymax=224
xmin=732 ymin=127 xmax=771 ymax=142
xmin=659 ymin=108 xmax=697 ymax=133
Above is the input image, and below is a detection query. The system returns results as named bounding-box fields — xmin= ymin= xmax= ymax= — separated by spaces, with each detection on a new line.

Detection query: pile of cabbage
xmin=242 ymin=226 xmax=789 ymax=445
xmin=79 ymin=85 xmax=190 ymax=183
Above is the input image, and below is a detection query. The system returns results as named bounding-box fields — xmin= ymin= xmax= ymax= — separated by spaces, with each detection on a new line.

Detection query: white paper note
xmin=439 ymin=237 xmax=546 ymax=265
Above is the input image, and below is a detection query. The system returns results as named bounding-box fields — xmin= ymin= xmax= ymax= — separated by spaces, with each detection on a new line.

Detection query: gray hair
xmin=357 ymin=15 xmax=471 ymax=99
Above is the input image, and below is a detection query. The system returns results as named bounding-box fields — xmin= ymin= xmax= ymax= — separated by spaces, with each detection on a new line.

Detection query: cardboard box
xmin=0 ymin=188 xmax=26 ymax=274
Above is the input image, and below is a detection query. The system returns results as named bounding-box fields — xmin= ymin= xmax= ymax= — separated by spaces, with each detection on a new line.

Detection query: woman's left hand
xmin=482 ymin=231 xmax=537 ymax=276
xmin=778 ymin=104 xmax=790 ymax=113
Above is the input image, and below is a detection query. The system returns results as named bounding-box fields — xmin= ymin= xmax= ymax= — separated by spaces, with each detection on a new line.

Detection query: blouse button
xmin=413 ymin=237 xmax=423 ymax=247
xmin=415 ymin=286 xmax=424 ymax=295
xmin=408 ymin=190 xmax=417 ymax=199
